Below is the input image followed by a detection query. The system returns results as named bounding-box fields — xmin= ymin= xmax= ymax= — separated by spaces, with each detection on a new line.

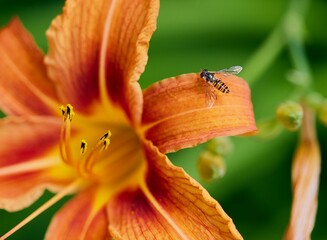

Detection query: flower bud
xmin=276 ymin=101 xmax=303 ymax=131
xmin=318 ymin=100 xmax=327 ymax=126
xmin=205 ymin=137 xmax=233 ymax=156
xmin=197 ymin=151 xmax=226 ymax=182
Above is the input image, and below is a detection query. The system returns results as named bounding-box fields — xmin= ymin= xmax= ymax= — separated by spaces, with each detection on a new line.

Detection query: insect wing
xmin=205 ymin=82 xmax=217 ymax=108
xmin=216 ymin=65 xmax=242 ymax=75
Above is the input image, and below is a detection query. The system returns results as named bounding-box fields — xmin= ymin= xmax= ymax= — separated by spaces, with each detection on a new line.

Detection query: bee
xmin=200 ymin=66 xmax=242 ymax=108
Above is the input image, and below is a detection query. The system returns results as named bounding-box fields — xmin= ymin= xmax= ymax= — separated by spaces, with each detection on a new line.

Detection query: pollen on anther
xmin=59 ymin=105 xmax=66 ymax=115
xmin=100 ymin=131 xmax=112 ymax=141
xmin=80 ymin=140 xmax=87 ymax=154
xmin=60 ymin=104 xmax=75 ymax=121
xmin=66 ymin=104 xmax=75 ymax=121
xmin=103 ymin=138 xmax=110 ymax=150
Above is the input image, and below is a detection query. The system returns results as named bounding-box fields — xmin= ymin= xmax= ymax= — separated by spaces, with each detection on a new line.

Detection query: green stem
xmin=242 ymin=0 xmax=312 ymax=89
xmin=284 ymin=0 xmax=312 ymax=89
xmin=242 ymin=26 xmax=285 ymax=84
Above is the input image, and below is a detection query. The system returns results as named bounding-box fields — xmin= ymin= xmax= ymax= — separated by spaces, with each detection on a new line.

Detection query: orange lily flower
xmin=285 ymin=105 xmax=320 ymax=240
xmin=0 ymin=0 xmax=256 ymax=239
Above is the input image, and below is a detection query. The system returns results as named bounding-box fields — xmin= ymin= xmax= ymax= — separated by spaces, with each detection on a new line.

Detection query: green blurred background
xmin=0 ymin=0 xmax=327 ymax=239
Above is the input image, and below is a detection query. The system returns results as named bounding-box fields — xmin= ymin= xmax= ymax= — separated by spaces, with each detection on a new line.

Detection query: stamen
xmin=103 ymin=138 xmax=110 ymax=151
xmin=100 ymin=131 xmax=112 ymax=141
xmin=58 ymin=105 xmax=112 ymax=178
xmin=59 ymin=118 xmax=68 ymax=163
xmin=78 ymin=131 xmax=111 ymax=177
xmin=66 ymin=104 xmax=74 ymax=121
xmin=59 ymin=104 xmax=75 ymax=166
xmin=59 ymin=105 xmax=65 ymax=116
xmin=80 ymin=140 xmax=87 ymax=155
xmin=60 ymin=104 xmax=74 ymax=122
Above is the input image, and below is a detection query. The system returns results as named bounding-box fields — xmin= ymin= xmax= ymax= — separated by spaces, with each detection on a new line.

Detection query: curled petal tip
xmin=285 ymin=105 xmax=320 ymax=239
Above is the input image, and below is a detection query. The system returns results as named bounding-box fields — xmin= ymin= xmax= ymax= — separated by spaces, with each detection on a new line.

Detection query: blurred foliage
xmin=0 ymin=0 xmax=327 ymax=239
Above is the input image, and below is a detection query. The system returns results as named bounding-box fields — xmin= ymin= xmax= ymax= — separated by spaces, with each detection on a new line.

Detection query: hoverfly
xmin=200 ymin=66 xmax=242 ymax=108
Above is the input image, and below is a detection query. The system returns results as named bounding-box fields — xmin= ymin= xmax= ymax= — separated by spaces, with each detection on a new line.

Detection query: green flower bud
xmin=318 ymin=100 xmax=327 ymax=126
xmin=205 ymin=137 xmax=233 ymax=156
xmin=276 ymin=101 xmax=303 ymax=131
xmin=197 ymin=151 xmax=226 ymax=182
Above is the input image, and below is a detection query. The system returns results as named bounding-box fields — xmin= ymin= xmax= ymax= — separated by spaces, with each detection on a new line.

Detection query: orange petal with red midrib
xmin=142 ymin=73 xmax=257 ymax=153
xmin=45 ymin=0 xmax=110 ymax=113
xmin=0 ymin=169 xmax=73 ymax=212
xmin=0 ymin=18 xmax=58 ymax=116
xmin=107 ymin=141 xmax=243 ymax=240
xmin=45 ymin=0 xmax=159 ymax=122
xmin=108 ymin=188 xmax=183 ymax=240
xmin=45 ymin=187 xmax=110 ymax=240
xmin=0 ymin=116 xmax=61 ymax=167
xmin=0 ymin=116 xmax=73 ymax=211
xmin=103 ymin=0 xmax=159 ymax=124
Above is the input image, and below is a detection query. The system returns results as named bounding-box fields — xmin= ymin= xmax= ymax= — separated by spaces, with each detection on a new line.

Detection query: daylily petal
xmin=108 ymin=188 xmax=183 ymax=240
xmin=45 ymin=0 xmax=108 ymax=112
xmin=285 ymin=106 xmax=320 ymax=239
xmin=0 ymin=167 xmax=73 ymax=212
xmin=0 ymin=116 xmax=61 ymax=167
xmin=0 ymin=116 xmax=73 ymax=211
xmin=104 ymin=0 xmax=159 ymax=124
xmin=46 ymin=187 xmax=110 ymax=240
xmin=0 ymin=18 xmax=58 ymax=116
xmin=142 ymin=73 xmax=257 ymax=153
xmin=45 ymin=0 xmax=159 ymax=121
xmin=107 ymin=141 xmax=242 ymax=240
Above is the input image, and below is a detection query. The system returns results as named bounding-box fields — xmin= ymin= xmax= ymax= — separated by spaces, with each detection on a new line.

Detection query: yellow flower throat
xmin=59 ymin=104 xmax=111 ymax=179
xmin=58 ymin=104 xmax=146 ymax=190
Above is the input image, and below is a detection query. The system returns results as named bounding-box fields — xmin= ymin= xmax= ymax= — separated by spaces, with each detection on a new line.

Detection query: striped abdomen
xmin=212 ymin=79 xmax=230 ymax=93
